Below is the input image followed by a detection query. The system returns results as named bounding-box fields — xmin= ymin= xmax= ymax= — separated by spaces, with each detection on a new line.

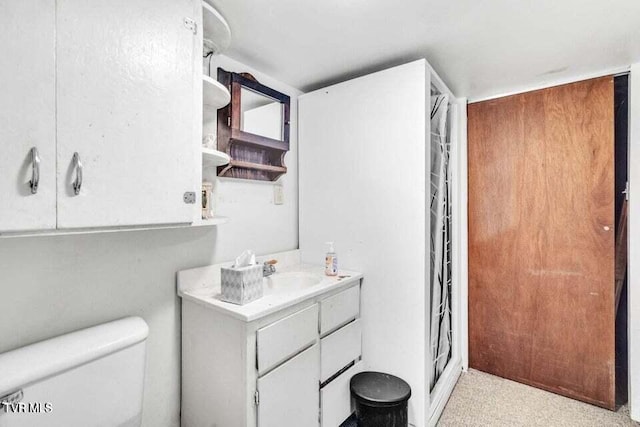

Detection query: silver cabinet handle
xmin=29 ymin=147 xmax=40 ymax=194
xmin=72 ymin=152 xmax=83 ymax=195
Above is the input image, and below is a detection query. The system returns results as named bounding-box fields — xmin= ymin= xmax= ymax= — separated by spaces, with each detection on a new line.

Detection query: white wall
xmin=628 ymin=63 xmax=640 ymax=421
xmin=298 ymin=60 xmax=430 ymax=426
xmin=0 ymin=56 xmax=300 ymax=427
xmin=470 ymin=66 xmax=630 ymax=103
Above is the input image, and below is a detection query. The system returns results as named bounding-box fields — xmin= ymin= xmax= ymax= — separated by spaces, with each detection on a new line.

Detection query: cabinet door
xmin=56 ymin=0 xmax=198 ymax=228
xmin=258 ymin=344 xmax=320 ymax=427
xmin=0 ymin=0 xmax=56 ymax=232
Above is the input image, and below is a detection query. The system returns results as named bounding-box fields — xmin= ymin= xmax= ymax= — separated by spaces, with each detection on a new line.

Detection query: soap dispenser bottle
xmin=325 ymin=242 xmax=338 ymax=276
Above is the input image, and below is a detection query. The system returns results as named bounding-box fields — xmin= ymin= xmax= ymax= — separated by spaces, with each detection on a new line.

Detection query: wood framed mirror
xmin=216 ymin=68 xmax=290 ymax=181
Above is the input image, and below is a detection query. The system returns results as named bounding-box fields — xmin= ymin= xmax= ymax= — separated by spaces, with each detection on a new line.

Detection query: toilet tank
xmin=0 ymin=317 xmax=148 ymax=427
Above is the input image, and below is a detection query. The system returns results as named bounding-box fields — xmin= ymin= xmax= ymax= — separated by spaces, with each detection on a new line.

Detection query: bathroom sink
xmin=264 ymin=272 xmax=322 ymax=293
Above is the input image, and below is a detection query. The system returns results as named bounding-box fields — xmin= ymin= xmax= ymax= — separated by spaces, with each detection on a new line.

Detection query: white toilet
xmin=0 ymin=317 xmax=148 ymax=427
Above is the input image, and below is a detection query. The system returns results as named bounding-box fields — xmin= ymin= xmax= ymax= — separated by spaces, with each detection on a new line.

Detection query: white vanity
xmin=177 ymin=250 xmax=364 ymax=427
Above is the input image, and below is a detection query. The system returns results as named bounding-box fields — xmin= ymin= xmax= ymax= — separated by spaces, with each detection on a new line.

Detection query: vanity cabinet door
xmin=257 ymin=344 xmax=320 ymax=427
xmin=0 ymin=0 xmax=56 ymax=232
xmin=55 ymin=0 xmax=198 ymax=228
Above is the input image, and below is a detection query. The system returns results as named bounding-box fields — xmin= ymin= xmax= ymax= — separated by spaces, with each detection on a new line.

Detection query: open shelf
xmin=202 ymin=1 xmax=231 ymax=55
xmin=229 ymin=129 xmax=289 ymax=152
xmin=227 ymin=160 xmax=286 ymax=173
xmin=218 ymin=160 xmax=287 ymax=181
xmin=198 ymin=2 xmax=231 ymax=228
xmin=194 ymin=216 xmax=229 ymax=227
xmin=202 ymin=147 xmax=230 ymax=168
xmin=203 ymin=75 xmax=230 ymax=111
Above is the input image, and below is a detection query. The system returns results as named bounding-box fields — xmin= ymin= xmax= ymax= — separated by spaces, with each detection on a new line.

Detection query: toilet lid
xmin=350 ymin=371 xmax=412 ymax=407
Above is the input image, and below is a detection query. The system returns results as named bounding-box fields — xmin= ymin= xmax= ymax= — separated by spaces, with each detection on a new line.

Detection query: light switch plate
xmin=273 ymin=184 xmax=284 ymax=205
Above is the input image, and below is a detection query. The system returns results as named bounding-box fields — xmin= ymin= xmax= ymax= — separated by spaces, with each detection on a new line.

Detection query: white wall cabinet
xmin=1 ymin=0 xmax=199 ymax=233
xmin=55 ymin=0 xmax=198 ymax=229
xmin=181 ymin=282 xmax=362 ymax=427
xmin=0 ymin=0 xmax=57 ymax=232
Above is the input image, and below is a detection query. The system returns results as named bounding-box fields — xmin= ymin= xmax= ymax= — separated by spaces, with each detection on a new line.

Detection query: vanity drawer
xmin=320 ymin=285 xmax=360 ymax=336
xmin=320 ymin=319 xmax=362 ymax=383
xmin=321 ymin=361 xmax=364 ymax=427
xmin=257 ymin=304 xmax=319 ymax=375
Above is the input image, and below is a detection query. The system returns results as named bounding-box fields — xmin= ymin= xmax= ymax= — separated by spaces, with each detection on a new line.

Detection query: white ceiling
xmin=208 ymin=0 xmax=640 ymax=100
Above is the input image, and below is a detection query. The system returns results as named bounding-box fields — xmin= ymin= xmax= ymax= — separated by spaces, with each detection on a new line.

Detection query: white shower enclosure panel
xmin=298 ymin=59 xmax=467 ymax=427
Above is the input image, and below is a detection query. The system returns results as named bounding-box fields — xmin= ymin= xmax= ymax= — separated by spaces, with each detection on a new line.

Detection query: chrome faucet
xmin=263 ymin=260 xmax=277 ymax=277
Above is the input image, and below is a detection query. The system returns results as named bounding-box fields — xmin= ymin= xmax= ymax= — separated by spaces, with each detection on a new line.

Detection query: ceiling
xmin=208 ymin=0 xmax=640 ymax=100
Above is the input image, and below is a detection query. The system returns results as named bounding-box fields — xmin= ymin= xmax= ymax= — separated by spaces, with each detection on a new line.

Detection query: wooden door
xmin=0 ymin=0 xmax=56 ymax=232
xmin=468 ymin=77 xmax=615 ymax=409
xmin=56 ymin=0 xmax=198 ymax=229
xmin=257 ymin=343 xmax=320 ymax=427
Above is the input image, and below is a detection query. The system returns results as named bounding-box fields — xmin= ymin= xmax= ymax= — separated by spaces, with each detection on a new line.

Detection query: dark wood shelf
xmin=219 ymin=160 xmax=287 ymax=181
xmin=230 ymin=129 xmax=288 ymax=152
xmin=216 ymin=68 xmax=290 ymax=182
xmin=230 ymin=160 xmax=286 ymax=173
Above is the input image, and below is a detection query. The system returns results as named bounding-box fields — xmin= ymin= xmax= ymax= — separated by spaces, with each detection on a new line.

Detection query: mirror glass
xmin=240 ymin=87 xmax=283 ymax=140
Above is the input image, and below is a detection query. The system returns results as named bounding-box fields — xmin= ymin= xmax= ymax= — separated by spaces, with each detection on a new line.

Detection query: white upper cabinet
xmin=55 ymin=0 xmax=198 ymax=228
xmin=0 ymin=0 xmax=56 ymax=232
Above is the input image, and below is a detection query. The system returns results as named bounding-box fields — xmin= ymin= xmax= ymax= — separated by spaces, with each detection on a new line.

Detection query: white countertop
xmin=177 ymin=250 xmax=363 ymax=322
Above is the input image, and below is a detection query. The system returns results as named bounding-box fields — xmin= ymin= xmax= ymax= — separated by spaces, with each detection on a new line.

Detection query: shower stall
xmin=427 ymin=72 xmax=467 ymax=426
xmin=299 ymin=59 xmax=468 ymax=426
xmin=430 ymin=90 xmax=453 ymax=391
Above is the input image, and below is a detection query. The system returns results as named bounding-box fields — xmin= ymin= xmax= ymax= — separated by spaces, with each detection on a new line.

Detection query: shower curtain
xmin=430 ymin=93 xmax=452 ymax=391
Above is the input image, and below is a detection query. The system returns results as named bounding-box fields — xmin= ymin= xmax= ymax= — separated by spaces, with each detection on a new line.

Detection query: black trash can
xmin=350 ymin=371 xmax=411 ymax=427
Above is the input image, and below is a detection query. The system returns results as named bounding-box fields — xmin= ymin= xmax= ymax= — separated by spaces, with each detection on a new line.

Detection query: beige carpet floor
xmin=438 ymin=369 xmax=639 ymax=426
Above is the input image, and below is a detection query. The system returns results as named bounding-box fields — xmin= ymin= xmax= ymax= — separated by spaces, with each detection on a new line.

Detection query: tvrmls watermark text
xmin=1 ymin=401 xmax=53 ymax=413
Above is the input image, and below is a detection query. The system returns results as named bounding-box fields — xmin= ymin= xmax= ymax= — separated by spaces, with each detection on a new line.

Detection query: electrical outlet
xmin=273 ymin=184 xmax=284 ymax=205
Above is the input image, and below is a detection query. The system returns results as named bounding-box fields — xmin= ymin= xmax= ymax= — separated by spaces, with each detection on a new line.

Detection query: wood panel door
xmin=468 ymin=77 xmax=615 ymax=409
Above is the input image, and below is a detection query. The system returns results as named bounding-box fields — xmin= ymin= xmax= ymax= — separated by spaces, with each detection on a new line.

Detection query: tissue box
xmin=220 ymin=264 xmax=263 ymax=305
